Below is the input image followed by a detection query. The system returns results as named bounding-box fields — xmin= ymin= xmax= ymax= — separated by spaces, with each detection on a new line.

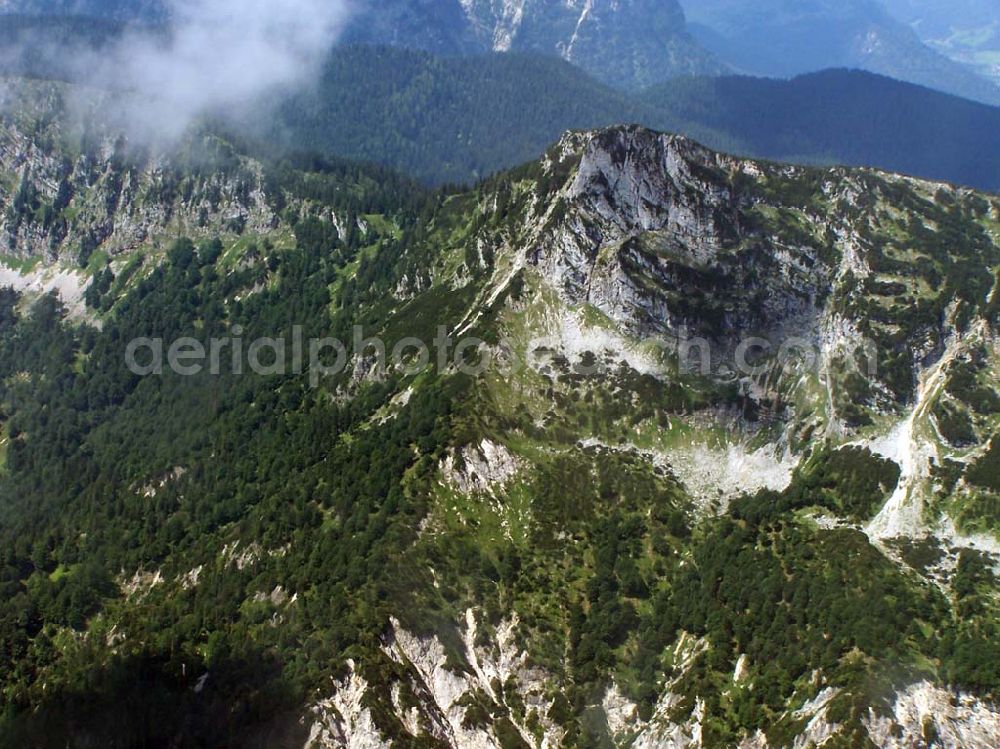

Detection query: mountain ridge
xmin=683 ymin=0 xmax=1000 ymax=106
xmin=0 ymin=0 xmax=726 ymax=90
xmin=881 ymin=0 xmax=1000 ymax=86
xmin=2 ymin=20 xmax=998 ymax=191
xmin=1 ymin=112 xmax=999 ymax=746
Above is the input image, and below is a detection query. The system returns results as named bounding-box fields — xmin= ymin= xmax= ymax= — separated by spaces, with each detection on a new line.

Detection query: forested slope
xmin=1 ymin=92 xmax=1000 ymax=745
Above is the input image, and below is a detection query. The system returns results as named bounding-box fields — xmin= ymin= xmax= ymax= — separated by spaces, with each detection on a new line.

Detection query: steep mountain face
xmin=0 ymin=77 xmax=420 ymax=315
xmin=339 ymin=0 xmax=481 ymax=56
xmin=457 ymin=0 xmax=723 ymax=88
xmin=0 ymin=83 xmax=280 ymax=264
xmin=1 ymin=90 xmax=1000 ymax=747
xmin=683 ymin=0 xmax=1000 ymax=106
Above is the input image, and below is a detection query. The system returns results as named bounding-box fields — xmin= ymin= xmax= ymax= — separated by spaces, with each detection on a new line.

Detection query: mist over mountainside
xmin=0 ymin=0 xmax=724 ymax=90
xmin=0 ymin=1 xmax=353 ymax=141
xmin=682 ymin=0 xmax=1000 ymax=106
xmin=0 ymin=0 xmax=163 ymax=20
xmin=5 ymin=0 xmax=998 ymax=106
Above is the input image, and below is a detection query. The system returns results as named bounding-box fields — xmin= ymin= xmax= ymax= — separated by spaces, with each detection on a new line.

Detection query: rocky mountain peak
xmin=0 ymin=109 xmax=998 ymax=749
xmin=558 ymin=126 xmax=730 ymax=231
xmin=1 ymin=86 xmax=1000 ymax=749
xmin=489 ymin=122 xmax=999 ymax=426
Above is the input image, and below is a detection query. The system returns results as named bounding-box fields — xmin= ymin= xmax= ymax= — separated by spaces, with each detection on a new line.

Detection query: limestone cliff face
xmin=304 ymin=613 xmax=564 ymax=749
xmin=525 ymin=128 xmax=827 ymax=343
xmin=303 ymin=621 xmax=1000 ymax=749
xmin=0 ymin=115 xmax=278 ymax=262
xmin=483 ymin=126 xmax=999 ymax=415
xmin=345 ymin=0 xmax=726 ymax=88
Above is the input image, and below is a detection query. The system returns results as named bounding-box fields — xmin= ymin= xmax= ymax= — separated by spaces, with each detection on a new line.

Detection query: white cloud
xmin=80 ymin=0 xmax=353 ymax=141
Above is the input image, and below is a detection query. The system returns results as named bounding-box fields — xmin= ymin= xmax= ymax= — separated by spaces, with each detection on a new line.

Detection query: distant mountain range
xmin=883 ymin=0 xmax=1000 ymax=86
xmin=259 ymin=48 xmax=1000 ymax=191
xmin=6 ymin=0 xmax=1000 ymax=103
xmin=682 ymin=0 xmax=1000 ymax=106
xmin=0 ymin=0 xmax=724 ymax=90
xmin=1 ymin=18 xmax=998 ymax=192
